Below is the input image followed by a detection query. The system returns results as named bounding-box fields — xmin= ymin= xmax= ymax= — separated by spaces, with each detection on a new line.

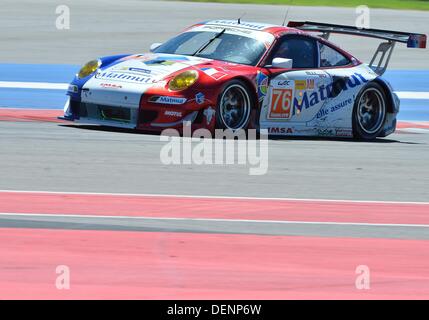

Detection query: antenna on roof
xmin=281 ymin=7 xmax=291 ymax=26
xmin=238 ymin=12 xmax=246 ymax=24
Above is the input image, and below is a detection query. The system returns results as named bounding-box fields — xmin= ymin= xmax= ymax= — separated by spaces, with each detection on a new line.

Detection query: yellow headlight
xmin=77 ymin=59 xmax=101 ymax=79
xmin=168 ymin=70 xmax=199 ymax=91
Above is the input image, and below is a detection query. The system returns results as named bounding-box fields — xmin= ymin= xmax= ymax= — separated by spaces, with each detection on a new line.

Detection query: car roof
xmin=197 ymin=19 xmax=302 ymax=36
xmin=188 ymin=19 xmax=358 ymax=65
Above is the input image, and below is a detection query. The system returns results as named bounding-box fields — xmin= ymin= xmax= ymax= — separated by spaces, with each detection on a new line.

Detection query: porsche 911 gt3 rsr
xmin=62 ymin=20 xmax=427 ymax=140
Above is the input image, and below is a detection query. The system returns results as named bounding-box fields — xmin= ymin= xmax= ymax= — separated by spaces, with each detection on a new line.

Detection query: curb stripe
xmin=2 ymin=212 xmax=429 ymax=228
xmin=1 ymin=189 xmax=428 ymax=205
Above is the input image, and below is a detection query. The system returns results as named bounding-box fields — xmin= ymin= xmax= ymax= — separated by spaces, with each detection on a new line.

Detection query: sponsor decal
xmin=151 ymin=96 xmax=187 ymax=105
xmin=256 ymin=71 xmax=268 ymax=101
xmin=317 ymin=128 xmax=334 ymax=136
xmin=195 ymin=92 xmax=205 ymax=105
xmin=203 ymin=106 xmax=216 ymax=125
xmin=208 ymin=20 xmax=273 ymax=31
xmin=268 ymin=127 xmax=293 ymax=134
xmin=145 ymin=59 xmax=176 ymax=66
xmin=407 ymin=34 xmax=426 ymax=48
xmin=305 ymin=71 xmax=328 ymax=78
xmin=276 ymin=80 xmax=292 ymax=86
xmin=164 ymin=110 xmax=183 ymax=117
xmin=67 ymin=85 xmax=78 ymax=93
xmin=316 ymin=98 xmax=353 ymax=119
xmin=295 ymin=80 xmax=306 ymax=90
xmin=293 ymin=72 xmax=368 ymax=116
xmin=95 ymin=71 xmax=155 ymax=84
xmin=330 ymin=98 xmax=353 ymax=112
xmin=335 ymin=128 xmax=353 ymax=137
xmin=295 ymin=79 xmax=315 ymax=90
xmin=121 ymin=67 xmax=152 ymax=75
xmin=268 ymin=80 xmax=294 ymax=120
xmin=200 ymin=67 xmax=227 ymax=80
xmin=151 ymin=80 xmax=168 ymax=88
xmin=202 ymin=25 xmax=253 ymax=35
xmin=100 ymin=83 xmax=122 ymax=89
xmin=142 ymin=55 xmax=190 ymax=66
xmin=119 ymin=54 xmax=146 ymax=61
xmin=317 ymin=107 xmax=329 ymax=119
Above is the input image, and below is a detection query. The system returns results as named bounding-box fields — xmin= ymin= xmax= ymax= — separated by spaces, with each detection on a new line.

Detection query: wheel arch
xmin=232 ymin=76 xmax=261 ymax=130
xmin=372 ymin=78 xmax=396 ymax=114
xmin=215 ymin=77 xmax=257 ymax=131
xmin=230 ymin=76 xmax=259 ymax=109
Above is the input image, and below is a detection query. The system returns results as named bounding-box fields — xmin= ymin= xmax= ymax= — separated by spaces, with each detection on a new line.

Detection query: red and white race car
xmin=63 ymin=20 xmax=426 ymax=139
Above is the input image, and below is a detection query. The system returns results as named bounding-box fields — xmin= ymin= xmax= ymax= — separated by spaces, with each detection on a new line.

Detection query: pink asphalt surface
xmin=0 ymin=109 xmax=63 ymax=122
xmin=0 ymin=191 xmax=428 ymax=299
xmin=1 ymin=109 xmax=429 ymax=130
xmin=0 ymin=191 xmax=428 ymax=224
xmin=1 ymin=228 xmax=428 ymax=299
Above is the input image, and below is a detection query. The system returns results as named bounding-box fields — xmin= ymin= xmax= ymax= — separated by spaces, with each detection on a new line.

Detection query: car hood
xmin=95 ymin=53 xmax=211 ymax=85
xmin=81 ymin=53 xmax=212 ymax=107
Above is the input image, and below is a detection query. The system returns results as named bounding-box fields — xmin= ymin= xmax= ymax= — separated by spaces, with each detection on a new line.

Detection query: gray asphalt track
xmin=0 ymin=0 xmax=428 ymax=67
xmin=1 ymin=121 xmax=428 ymax=202
xmin=1 ymin=213 xmax=428 ymax=239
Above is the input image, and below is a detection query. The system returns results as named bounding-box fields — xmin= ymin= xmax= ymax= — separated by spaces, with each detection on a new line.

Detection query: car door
xmin=259 ymin=35 xmax=332 ymax=134
xmin=315 ymin=41 xmax=376 ymax=133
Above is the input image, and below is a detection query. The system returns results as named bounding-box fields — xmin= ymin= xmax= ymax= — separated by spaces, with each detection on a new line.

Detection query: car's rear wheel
xmin=353 ymin=82 xmax=387 ymax=140
xmin=216 ymin=80 xmax=253 ymax=131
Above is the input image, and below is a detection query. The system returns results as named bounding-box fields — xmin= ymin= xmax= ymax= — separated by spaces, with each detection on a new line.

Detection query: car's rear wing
xmin=287 ymin=21 xmax=427 ymax=75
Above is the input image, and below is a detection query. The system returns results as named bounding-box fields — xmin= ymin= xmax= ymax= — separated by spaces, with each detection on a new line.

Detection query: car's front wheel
xmin=353 ymin=82 xmax=387 ymax=140
xmin=216 ymin=80 xmax=253 ymax=131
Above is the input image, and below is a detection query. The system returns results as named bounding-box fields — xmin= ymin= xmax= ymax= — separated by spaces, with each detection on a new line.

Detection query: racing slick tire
xmin=352 ymin=82 xmax=387 ymax=140
xmin=216 ymin=80 xmax=254 ymax=132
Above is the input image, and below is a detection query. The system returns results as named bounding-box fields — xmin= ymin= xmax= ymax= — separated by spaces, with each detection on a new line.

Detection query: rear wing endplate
xmin=287 ymin=21 xmax=427 ymax=75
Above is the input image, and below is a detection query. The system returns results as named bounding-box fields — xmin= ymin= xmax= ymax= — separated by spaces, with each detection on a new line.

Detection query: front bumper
xmin=62 ymin=98 xmax=138 ymax=129
xmin=62 ymin=95 xmax=216 ymax=132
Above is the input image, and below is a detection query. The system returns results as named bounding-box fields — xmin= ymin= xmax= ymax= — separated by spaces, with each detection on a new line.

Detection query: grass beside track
xmin=181 ymin=0 xmax=429 ymax=11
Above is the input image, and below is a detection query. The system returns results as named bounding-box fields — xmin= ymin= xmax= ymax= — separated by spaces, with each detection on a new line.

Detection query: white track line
xmin=395 ymin=91 xmax=429 ymax=100
xmin=0 ymin=189 xmax=428 ymax=205
xmin=1 ymin=212 xmax=428 ymax=228
xmin=399 ymin=128 xmax=429 ymax=133
xmin=0 ymin=81 xmax=68 ymax=90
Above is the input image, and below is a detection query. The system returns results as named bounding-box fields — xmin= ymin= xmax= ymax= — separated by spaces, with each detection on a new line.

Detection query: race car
xmin=62 ymin=20 xmax=427 ymax=139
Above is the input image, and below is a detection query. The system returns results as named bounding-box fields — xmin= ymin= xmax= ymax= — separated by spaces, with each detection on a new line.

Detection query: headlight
xmin=168 ymin=70 xmax=199 ymax=91
xmin=77 ymin=59 xmax=101 ymax=79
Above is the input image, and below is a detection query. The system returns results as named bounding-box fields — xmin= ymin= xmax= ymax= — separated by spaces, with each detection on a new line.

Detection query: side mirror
xmin=150 ymin=42 xmax=163 ymax=52
xmin=271 ymin=57 xmax=293 ymax=69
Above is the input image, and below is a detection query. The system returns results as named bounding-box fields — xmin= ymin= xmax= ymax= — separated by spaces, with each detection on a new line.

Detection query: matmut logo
xmin=95 ymin=71 xmax=155 ymax=84
xmin=293 ymin=73 xmax=368 ymax=115
xmin=152 ymin=96 xmax=187 ymax=105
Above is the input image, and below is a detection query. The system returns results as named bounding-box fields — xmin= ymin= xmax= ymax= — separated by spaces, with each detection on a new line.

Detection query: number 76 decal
xmin=268 ymin=88 xmax=293 ymax=119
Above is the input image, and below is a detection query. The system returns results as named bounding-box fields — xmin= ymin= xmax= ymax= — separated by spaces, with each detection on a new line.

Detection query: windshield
xmin=153 ymin=30 xmax=270 ymax=66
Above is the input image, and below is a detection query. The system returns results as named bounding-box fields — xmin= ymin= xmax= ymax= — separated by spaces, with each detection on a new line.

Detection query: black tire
xmin=215 ymin=80 xmax=254 ymax=131
xmin=352 ymin=82 xmax=387 ymax=140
